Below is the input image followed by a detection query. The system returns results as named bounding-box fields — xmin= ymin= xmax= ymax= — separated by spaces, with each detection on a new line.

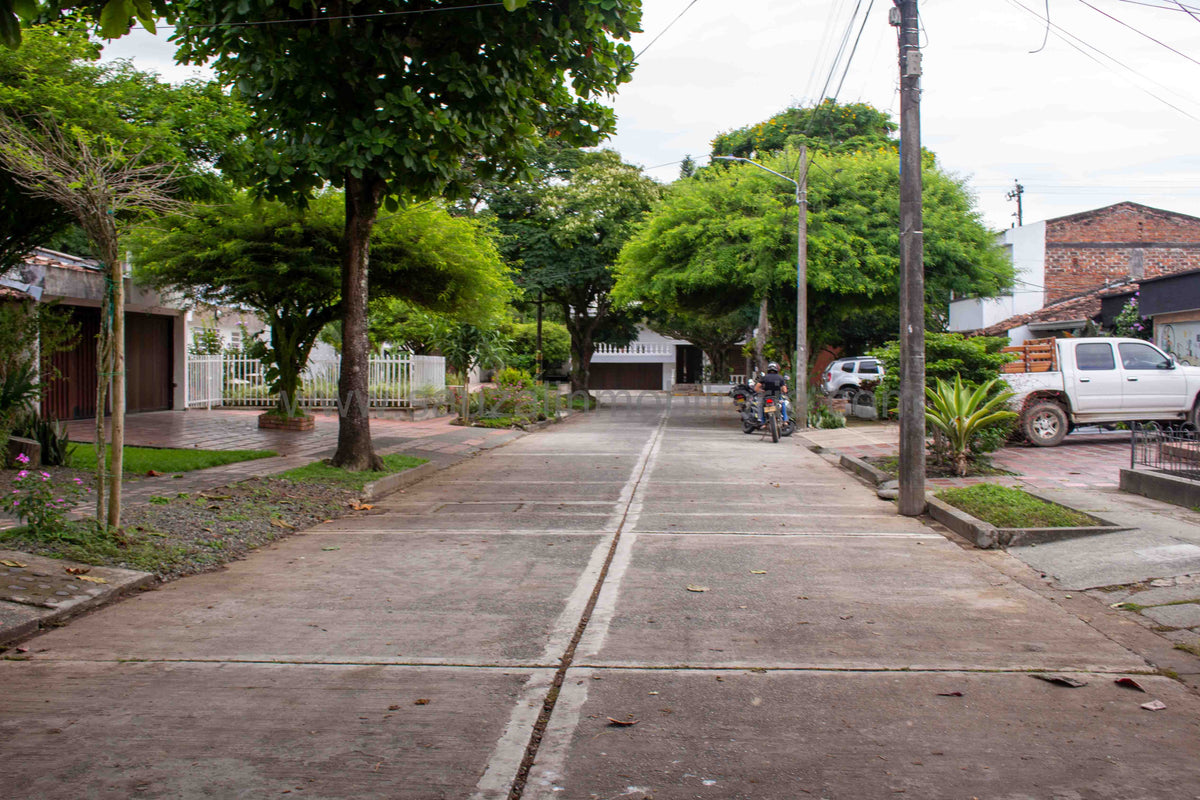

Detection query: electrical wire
xmin=1006 ymin=0 xmax=1200 ymax=121
xmin=832 ymin=0 xmax=877 ymax=99
xmin=1118 ymin=0 xmax=1200 ymax=14
xmin=634 ymin=0 xmax=704 ymax=60
xmin=1077 ymin=0 xmax=1200 ymax=67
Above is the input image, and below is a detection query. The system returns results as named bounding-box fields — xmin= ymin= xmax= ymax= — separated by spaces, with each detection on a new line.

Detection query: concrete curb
xmin=827 ymin=449 xmax=1130 ymax=549
xmin=1119 ymin=468 xmax=1200 ymax=509
xmin=925 ymin=493 xmax=1129 ymax=549
xmin=1 ymin=551 xmax=154 ymax=647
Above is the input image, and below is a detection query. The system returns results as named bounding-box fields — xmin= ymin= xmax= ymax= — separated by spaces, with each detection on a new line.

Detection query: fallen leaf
xmin=414 ymin=698 xmax=430 ymax=705
xmin=269 ymin=519 xmax=296 ymax=529
xmin=607 ymin=717 xmax=638 ymax=727
xmin=936 ymin=691 xmax=964 ymax=697
xmin=686 ymin=585 xmax=709 ymax=593
xmin=1 ymin=559 xmax=27 ymax=568
xmin=1032 ymin=674 xmax=1087 ymax=688
xmin=76 ymin=575 xmax=108 ymax=584
xmin=1115 ymin=677 xmax=1146 ymax=692
xmin=64 ymin=566 xmax=90 ymax=575
xmin=200 ymin=492 xmax=231 ymax=501
xmin=202 ymin=527 xmax=214 ymax=533
xmin=387 ymin=704 xmax=401 ymax=711
xmin=207 ymin=504 xmax=222 ymax=511
xmin=322 ymin=546 xmax=340 ymax=551
xmin=146 ymin=470 xmax=164 ymax=477
xmin=750 ymin=570 xmax=767 ymax=575
xmin=349 ymin=502 xmax=375 ymax=511
xmin=1140 ymin=700 xmax=1167 ymax=711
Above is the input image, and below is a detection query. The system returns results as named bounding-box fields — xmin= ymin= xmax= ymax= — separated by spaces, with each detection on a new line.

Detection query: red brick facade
xmin=1043 ymin=203 xmax=1200 ymax=303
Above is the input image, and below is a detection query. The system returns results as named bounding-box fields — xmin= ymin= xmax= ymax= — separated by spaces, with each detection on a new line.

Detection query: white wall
xmin=947 ymin=222 xmax=1046 ymax=332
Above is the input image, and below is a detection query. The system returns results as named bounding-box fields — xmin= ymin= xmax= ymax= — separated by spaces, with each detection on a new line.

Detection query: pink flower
xmin=15 ymin=452 xmax=29 ymax=464
xmin=39 ymin=472 xmax=49 ymax=479
xmin=73 ymin=478 xmax=83 ymax=485
xmin=16 ymin=470 xmax=27 ymax=478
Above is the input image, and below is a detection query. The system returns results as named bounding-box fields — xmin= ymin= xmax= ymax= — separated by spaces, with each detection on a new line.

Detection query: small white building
xmin=948 ymin=222 xmax=1045 ymax=335
xmin=588 ymin=325 xmax=702 ymax=391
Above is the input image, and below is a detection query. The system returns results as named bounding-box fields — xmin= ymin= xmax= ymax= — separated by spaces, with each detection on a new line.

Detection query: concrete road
xmin=3 ymin=396 xmax=1200 ymax=799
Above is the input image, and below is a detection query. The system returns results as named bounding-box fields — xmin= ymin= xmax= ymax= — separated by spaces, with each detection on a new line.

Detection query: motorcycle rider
xmin=754 ymin=362 xmax=788 ymax=422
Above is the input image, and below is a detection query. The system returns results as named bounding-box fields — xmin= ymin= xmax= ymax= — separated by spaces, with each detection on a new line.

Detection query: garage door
xmin=589 ymin=363 xmax=663 ymax=390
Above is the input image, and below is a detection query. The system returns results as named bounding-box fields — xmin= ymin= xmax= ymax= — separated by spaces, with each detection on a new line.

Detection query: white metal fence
xmin=185 ymin=353 xmax=446 ymax=410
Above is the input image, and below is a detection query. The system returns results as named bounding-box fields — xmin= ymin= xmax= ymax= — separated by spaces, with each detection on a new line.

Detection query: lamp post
xmin=713 ymin=151 xmax=808 ymax=429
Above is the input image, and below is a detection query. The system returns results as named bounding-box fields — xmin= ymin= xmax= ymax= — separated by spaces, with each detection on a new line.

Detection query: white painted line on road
xmin=471 ymin=669 xmax=557 ymax=800
xmin=519 ymin=668 xmax=594 ymax=800
xmin=475 ymin=406 xmax=671 ymax=799
xmin=303 ymin=529 xmax=604 ymax=536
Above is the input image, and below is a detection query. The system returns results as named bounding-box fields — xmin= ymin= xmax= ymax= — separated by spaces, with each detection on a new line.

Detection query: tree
xmin=615 ymin=146 xmax=1011 ymax=371
xmin=136 ymin=192 xmax=511 ymax=416
xmin=0 ymin=115 xmax=184 ymax=531
xmin=711 ymin=100 xmax=896 ymax=159
xmin=646 ymin=307 xmax=754 ymax=382
xmin=0 ymin=21 xmax=246 ymax=273
xmin=0 ymin=0 xmax=173 ymax=48
xmin=488 ymin=148 xmax=662 ymax=392
xmin=172 ymin=0 xmax=641 ymax=470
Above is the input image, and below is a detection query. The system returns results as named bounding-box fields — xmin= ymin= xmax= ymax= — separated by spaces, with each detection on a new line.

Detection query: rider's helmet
xmin=766 ymin=362 xmax=780 ymax=374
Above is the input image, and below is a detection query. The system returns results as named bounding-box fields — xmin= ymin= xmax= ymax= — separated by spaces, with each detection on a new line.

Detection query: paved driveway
xmin=3 ymin=399 xmax=1198 ymax=798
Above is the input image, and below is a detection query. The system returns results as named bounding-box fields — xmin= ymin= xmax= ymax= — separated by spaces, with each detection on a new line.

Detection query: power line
xmin=1077 ymin=0 xmax=1200 ymax=67
xmin=634 ymin=0 xmax=704 ymax=60
xmin=1118 ymin=0 xmax=1200 ymax=14
xmin=1006 ymin=0 xmax=1200 ymax=121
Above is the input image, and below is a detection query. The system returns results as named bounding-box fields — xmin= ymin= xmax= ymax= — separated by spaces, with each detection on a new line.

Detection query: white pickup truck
xmin=1003 ymin=337 xmax=1200 ymax=446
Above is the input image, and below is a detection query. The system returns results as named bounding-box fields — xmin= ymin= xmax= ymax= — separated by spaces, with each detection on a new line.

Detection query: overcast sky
xmin=102 ymin=0 xmax=1200 ymax=231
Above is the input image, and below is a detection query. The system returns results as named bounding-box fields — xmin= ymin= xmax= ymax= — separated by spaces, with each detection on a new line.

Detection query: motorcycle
xmin=729 ymin=382 xmax=756 ymax=413
xmin=740 ymin=388 xmax=796 ymax=441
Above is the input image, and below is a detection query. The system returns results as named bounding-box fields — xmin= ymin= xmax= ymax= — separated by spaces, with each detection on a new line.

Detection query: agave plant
xmin=925 ymin=375 xmax=1017 ymax=477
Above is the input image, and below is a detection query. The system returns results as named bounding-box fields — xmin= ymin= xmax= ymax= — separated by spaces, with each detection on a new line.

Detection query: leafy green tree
xmin=711 ymin=100 xmax=897 ymax=159
xmin=488 ymin=148 xmax=662 ymax=391
xmin=0 ymin=0 xmax=173 ymax=47
xmin=135 ymin=193 xmax=512 ymax=417
xmin=871 ymin=331 xmax=1013 ymax=402
xmin=616 ymin=147 xmax=1011 ymax=368
xmin=172 ymin=0 xmax=640 ymax=470
xmin=0 ymin=21 xmax=246 ymax=273
xmin=506 ymin=320 xmax=571 ymax=375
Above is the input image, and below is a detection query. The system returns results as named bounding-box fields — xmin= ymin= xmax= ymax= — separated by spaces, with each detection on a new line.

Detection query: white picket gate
xmin=185 ymin=353 xmax=445 ymax=410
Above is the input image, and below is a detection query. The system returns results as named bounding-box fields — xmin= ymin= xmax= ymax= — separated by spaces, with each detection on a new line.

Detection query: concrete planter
xmin=257 ymin=413 xmax=315 ymax=431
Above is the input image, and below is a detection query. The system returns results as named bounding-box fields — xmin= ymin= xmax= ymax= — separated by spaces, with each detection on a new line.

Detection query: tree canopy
xmin=0 ymin=21 xmax=247 ymax=271
xmin=615 ymin=146 xmax=1012 ymax=366
xmin=711 ymin=100 xmax=897 ymax=159
xmin=134 ymin=192 xmax=512 ymax=415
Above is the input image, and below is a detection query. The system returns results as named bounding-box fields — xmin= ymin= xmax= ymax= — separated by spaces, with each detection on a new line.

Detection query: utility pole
xmin=535 ymin=291 xmax=544 ymax=380
xmin=1007 ymin=179 xmax=1024 ymax=227
xmin=893 ymin=0 xmax=925 ymax=516
xmin=795 ymin=145 xmax=809 ymax=429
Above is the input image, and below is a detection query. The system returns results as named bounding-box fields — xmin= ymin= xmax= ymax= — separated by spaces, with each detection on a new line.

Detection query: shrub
xmin=13 ymin=412 xmax=73 ymax=466
xmin=871 ymin=332 xmax=1013 ymax=417
xmin=924 ymin=375 xmax=1016 ymax=477
xmin=7 ymin=452 xmax=89 ymax=539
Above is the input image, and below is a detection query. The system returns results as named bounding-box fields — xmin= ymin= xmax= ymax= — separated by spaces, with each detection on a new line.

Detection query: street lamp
xmin=712 ymin=152 xmax=808 ymax=430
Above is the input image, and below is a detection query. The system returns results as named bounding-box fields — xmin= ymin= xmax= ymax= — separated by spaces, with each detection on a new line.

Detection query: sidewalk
xmin=801 ymin=421 xmax=1200 ymax=657
xmin=1 ymin=409 xmax=528 ymax=644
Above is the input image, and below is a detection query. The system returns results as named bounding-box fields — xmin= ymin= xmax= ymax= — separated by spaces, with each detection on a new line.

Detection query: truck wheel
xmin=1023 ymin=401 xmax=1068 ymax=447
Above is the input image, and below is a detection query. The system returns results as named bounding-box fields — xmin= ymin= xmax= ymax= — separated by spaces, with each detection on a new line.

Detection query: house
xmin=588 ymin=325 xmax=704 ymax=391
xmin=4 ymin=248 xmax=187 ymax=420
xmin=968 ymin=282 xmax=1137 ymax=342
xmin=1135 ymin=268 xmax=1200 ymax=367
xmin=950 ymin=202 xmax=1200 ymax=344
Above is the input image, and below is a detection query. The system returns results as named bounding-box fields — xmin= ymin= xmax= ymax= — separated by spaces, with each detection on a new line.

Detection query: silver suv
xmin=821 ymin=357 xmax=884 ymax=397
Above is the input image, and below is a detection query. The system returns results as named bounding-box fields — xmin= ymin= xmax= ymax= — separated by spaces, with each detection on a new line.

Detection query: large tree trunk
xmin=331 ymin=174 xmax=386 ymax=471
xmin=565 ymin=307 xmax=599 ymax=394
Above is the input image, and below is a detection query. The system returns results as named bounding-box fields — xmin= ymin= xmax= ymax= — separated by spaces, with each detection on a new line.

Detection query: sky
xmin=101 ymin=0 xmax=1200 ymax=231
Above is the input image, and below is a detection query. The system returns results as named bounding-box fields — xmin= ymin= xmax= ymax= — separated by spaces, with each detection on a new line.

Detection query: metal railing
xmin=185 ymin=353 xmax=446 ymax=410
xmin=1130 ymin=423 xmax=1200 ymax=480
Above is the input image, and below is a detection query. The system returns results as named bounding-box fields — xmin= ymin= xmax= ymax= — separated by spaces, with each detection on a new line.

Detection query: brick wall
xmin=1043 ymin=203 xmax=1200 ymax=303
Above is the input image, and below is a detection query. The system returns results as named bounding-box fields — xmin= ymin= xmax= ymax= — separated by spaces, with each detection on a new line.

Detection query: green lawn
xmin=67 ymin=444 xmax=277 ymax=474
xmin=936 ymin=483 xmax=1095 ymax=529
xmin=278 ymin=453 xmax=428 ymax=490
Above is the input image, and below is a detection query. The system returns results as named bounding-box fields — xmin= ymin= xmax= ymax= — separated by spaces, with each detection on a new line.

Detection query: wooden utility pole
xmin=894 ymin=0 xmax=926 ymax=516
xmin=795 ymin=145 xmax=809 ymax=430
xmin=1007 ymin=179 xmax=1025 ymax=227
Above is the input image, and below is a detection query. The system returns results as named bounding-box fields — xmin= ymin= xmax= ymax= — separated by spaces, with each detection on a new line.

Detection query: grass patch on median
xmin=68 ymin=444 xmax=277 ymax=474
xmin=278 ymin=453 xmax=427 ymax=491
xmin=935 ymin=483 xmax=1095 ymax=529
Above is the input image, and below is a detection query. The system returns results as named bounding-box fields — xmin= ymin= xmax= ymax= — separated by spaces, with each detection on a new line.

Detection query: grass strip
xmin=936 ymin=483 xmax=1094 ymax=529
xmin=68 ymin=444 xmax=277 ymax=474
xmin=278 ymin=453 xmax=427 ymax=491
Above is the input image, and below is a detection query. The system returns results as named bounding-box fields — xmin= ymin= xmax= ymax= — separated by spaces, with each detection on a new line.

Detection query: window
xmin=840 ymin=362 xmax=855 ymax=373
xmin=1075 ymin=343 xmax=1115 ymax=371
xmin=1119 ymin=342 xmax=1170 ymax=371
xmin=858 ymin=361 xmax=880 ymax=374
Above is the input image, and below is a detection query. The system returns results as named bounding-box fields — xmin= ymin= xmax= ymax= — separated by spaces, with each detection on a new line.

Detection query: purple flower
xmin=73 ymin=478 xmax=82 ymax=485
xmin=15 ymin=452 xmax=29 ymax=465
xmin=16 ymin=470 xmax=27 ymax=478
